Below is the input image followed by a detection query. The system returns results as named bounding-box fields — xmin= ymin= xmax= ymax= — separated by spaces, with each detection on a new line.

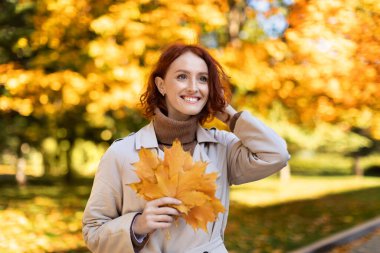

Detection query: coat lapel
xmin=134 ymin=122 xmax=159 ymax=150
xmin=134 ymin=122 xmax=220 ymax=176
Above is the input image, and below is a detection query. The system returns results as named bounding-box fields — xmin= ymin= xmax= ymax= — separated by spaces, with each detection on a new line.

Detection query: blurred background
xmin=1 ymin=0 xmax=380 ymax=252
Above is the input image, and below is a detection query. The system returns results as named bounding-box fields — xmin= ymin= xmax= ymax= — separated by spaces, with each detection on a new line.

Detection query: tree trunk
xmin=227 ymin=2 xmax=246 ymax=47
xmin=64 ymin=137 xmax=77 ymax=183
xmin=15 ymin=143 xmax=27 ymax=186
xmin=65 ymin=148 xmax=73 ymax=183
xmin=352 ymin=156 xmax=363 ymax=176
xmin=42 ymin=151 xmax=52 ymax=177
xmin=279 ymin=164 xmax=291 ymax=183
xmin=16 ymin=157 xmax=27 ymax=186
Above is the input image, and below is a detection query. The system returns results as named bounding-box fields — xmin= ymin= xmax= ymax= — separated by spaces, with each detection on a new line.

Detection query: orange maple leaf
xmin=130 ymin=140 xmax=225 ymax=232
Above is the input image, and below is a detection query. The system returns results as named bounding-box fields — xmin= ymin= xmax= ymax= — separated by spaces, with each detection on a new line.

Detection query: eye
xmin=177 ymin=74 xmax=187 ymax=80
xmin=199 ymin=75 xmax=208 ymax=83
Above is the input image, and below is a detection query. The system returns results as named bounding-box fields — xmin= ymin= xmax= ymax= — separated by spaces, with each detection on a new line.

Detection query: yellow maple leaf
xmin=133 ymin=148 xmax=159 ymax=183
xmin=130 ymin=139 xmax=225 ymax=232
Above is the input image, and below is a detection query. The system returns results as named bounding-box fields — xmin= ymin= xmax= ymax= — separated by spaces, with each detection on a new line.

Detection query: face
xmin=155 ymin=51 xmax=209 ymax=121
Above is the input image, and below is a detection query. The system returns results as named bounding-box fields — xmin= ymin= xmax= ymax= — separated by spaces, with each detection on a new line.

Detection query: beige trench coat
xmin=82 ymin=111 xmax=290 ymax=253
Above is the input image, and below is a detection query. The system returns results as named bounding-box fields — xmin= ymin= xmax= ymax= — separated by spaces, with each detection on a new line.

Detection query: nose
xmin=187 ymin=78 xmax=199 ymax=93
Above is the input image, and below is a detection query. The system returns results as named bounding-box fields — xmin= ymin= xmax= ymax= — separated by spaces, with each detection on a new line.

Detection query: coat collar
xmin=135 ymin=122 xmax=218 ymax=150
xmin=196 ymin=125 xmax=218 ymax=144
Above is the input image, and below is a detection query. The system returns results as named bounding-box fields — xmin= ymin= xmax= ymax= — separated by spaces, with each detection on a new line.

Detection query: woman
xmin=82 ymin=43 xmax=290 ymax=253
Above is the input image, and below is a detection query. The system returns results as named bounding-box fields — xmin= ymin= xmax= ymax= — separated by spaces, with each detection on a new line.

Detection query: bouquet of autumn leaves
xmin=130 ymin=140 xmax=225 ymax=232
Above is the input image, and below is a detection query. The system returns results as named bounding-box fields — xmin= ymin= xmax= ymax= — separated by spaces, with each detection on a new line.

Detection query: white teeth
xmin=183 ymin=97 xmax=198 ymax=102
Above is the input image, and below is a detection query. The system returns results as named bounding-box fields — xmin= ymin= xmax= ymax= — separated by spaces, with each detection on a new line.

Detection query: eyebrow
xmin=175 ymin=69 xmax=208 ymax=75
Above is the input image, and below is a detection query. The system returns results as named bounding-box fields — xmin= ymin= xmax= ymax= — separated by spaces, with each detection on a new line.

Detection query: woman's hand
xmin=132 ymin=197 xmax=181 ymax=235
xmin=215 ymin=104 xmax=238 ymax=125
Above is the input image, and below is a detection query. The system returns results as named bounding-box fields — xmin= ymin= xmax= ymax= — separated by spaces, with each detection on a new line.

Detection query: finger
xmin=150 ymin=221 xmax=173 ymax=229
xmin=151 ymin=214 xmax=175 ymax=223
xmin=154 ymin=206 xmax=180 ymax=216
xmin=150 ymin=197 xmax=182 ymax=207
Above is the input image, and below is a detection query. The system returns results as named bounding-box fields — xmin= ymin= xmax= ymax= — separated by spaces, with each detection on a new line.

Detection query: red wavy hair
xmin=140 ymin=43 xmax=231 ymax=124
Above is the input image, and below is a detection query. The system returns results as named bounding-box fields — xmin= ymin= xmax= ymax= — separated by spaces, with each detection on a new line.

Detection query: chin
xmin=181 ymin=111 xmax=201 ymax=116
xmin=181 ymin=107 xmax=204 ymax=116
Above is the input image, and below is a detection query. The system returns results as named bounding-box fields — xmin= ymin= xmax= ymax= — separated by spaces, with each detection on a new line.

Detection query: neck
xmin=153 ymin=108 xmax=198 ymax=153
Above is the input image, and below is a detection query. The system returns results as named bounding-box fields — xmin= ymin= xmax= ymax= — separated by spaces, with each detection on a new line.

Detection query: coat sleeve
xmin=82 ymin=147 xmax=138 ymax=253
xmin=224 ymin=111 xmax=290 ymax=185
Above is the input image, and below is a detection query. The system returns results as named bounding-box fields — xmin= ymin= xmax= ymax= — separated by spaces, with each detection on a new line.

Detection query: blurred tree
xmin=0 ymin=0 xmax=230 ymax=181
xmin=278 ymin=0 xmax=380 ymax=130
xmin=0 ymin=0 xmax=39 ymax=185
xmin=0 ymin=0 xmax=35 ymax=64
xmin=1 ymin=0 xmax=379 ymax=181
xmin=218 ymin=0 xmax=380 ymax=176
xmin=277 ymin=0 xmax=380 ymax=175
xmin=348 ymin=128 xmax=380 ymax=176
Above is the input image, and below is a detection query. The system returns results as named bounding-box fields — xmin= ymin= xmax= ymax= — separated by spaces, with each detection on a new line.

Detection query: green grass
xmin=227 ymin=176 xmax=380 ymax=252
xmin=288 ymin=153 xmax=380 ymax=176
xmin=289 ymin=153 xmax=353 ymax=175
xmin=0 ymin=176 xmax=380 ymax=253
xmin=0 ymin=183 xmax=91 ymax=253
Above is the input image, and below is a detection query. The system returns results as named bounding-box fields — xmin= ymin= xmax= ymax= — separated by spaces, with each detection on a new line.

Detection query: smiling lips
xmin=181 ymin=96 xmax=200 ymax=103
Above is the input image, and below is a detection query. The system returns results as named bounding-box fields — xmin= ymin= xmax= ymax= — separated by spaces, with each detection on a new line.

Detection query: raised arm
xmin=217 ymin=105 xmax=290 ymax=185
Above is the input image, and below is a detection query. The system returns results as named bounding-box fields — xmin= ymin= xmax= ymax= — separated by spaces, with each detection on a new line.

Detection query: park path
xmin=291 ymin=216 xmax=380 ymax=253
xmin=331 ymin=227 xmax=380 ymax=253
xmin=351 ymin=231 xmax=380 ymax=253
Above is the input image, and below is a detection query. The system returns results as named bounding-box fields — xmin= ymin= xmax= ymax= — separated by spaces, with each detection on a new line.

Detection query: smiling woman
xmin=154 ymin=51 xmax=210 ymax=121
xmin=140 ymin=43 xmax=230 ymax=125
xmin=82 ymin=43 xmax=290 ymax=253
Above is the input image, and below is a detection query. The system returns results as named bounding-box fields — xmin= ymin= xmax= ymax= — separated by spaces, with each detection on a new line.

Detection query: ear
xmin=155 ymin=77 xmax=165 ymax=95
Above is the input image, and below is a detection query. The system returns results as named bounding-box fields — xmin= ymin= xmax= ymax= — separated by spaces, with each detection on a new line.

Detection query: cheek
xmin=201 ymin=85 xmax=209 ymax=97
xmin=167 ymin=82 xmax=184 ymax=94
